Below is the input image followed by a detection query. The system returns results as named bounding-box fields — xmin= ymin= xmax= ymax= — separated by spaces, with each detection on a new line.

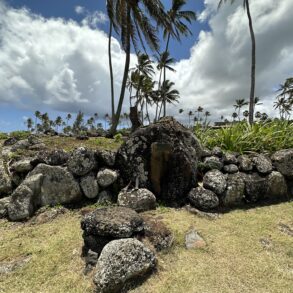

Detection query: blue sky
xmin=1 ymin=0 xmax=292 ymax=132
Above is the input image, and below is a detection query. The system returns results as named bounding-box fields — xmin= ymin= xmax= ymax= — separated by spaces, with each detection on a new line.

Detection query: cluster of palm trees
xmin=106 ymin=0 xmax=196 ymax=135
xmin=178 ymin=106 xmax=211 ymax=128
xmin=274 ymin=77 xmax=293 ymax=120
xmin=232 ymin=97 xmax=263 ymax=121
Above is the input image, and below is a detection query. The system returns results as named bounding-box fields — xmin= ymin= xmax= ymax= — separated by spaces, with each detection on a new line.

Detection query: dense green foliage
xmin=195 ymin=120 xmax=293 ymax=153
xmin=0 ymin=132 xmax=8 ymax=140
xmin=9 ymin=130 xmax=31 ymax=140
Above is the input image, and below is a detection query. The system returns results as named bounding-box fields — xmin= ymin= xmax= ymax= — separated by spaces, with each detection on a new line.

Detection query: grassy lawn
xmin=0 ymin=202 xmax=292 ymax=293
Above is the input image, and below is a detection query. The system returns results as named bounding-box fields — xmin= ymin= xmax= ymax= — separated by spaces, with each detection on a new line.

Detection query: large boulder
xmin=271 ymin=149 xmax=293 ymax=177
xmin=203 ymin=170 xmax=227 ymax=196
xmin=117 ymin=188 xmax=156 ymax=212
xmin=266 ymin=171 xmax=288 ymax=200
xmin=0 ymin=160 xmax=12 ymax=197
xmin=188 ymin=186 xmax=219 ymax=210
xmin=37 ymin=149 xmax=69 ymax=166
xmin=244 ymin=173 xmax=269 ymax=202
xmin=80 ymin=174 xmax=99 ymax=199
xmin=29 ymin=164 xmax=82 ymax=206
xmin=96 ymin=150 xmax=116 ymax=168
xmin=81 ymin=207 xmax=144 ymax=256
xmin=10 ymin=159 xmax=33 ymax=173
xmin=97 ymin=169 xmax=118 ymax=188
xmin=8 ymin=174 xmax=43 ymax=221
xmin=116 ymin=117 xmax=202 ymax=205
xmin=252 ymin=154 xmax=272 ymax=174
xmin=67 ymin=147 xmax=96 ymax=176
xmin=222 ymin=173 xmax=246 ymax=207
xmin=93 ymin=238 xmax=156 ymax=293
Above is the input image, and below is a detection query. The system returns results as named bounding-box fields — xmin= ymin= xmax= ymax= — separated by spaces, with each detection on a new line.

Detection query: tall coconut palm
xmin=219 ymin=0 xmax=256 ymax=124
xmin=66 ymin=113 xmax=72 ymax=126
xmin=188 ymin=110 xmax=193 ymax=127
xmin=232 ymin=112 xmax=238 ymax=122
xmin=107 ymin=0 xmax=167 ymax=136
xmin=163 ymin=0 xmax=196 ymax=83
xmin=197 ymin=106 xmax=204 ymax=121
xmin=34 ymin=111 xmax=41 ymax=133
xmin=233 ymin=99 xmax=248 ymax=121
xmin=204 ymin=111 xmax=211 ymax=126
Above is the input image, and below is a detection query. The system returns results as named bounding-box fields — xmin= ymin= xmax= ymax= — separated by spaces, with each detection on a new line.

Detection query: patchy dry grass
xmin=0 ymin=202 xmax=292 ymax=293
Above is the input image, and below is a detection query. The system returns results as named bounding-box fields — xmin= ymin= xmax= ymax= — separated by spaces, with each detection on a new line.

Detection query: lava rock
xmin=116 ymin=117 xmax=202 ymax=206
xmin=252 ymin=154 xmax=273 ymax=174
xmin=38 ymin=149 xmax=69 ymax=166
xmin=0 ymin=160 xmax=12 ymax=197
xmin=188 ymin=186 xmax=219 ymax=210
xmin=203 ymin=156 xmax=224 ymax=171
xmin=93 ymin=238 xmax=156 ymax=293
xmin=212 ymin=147 xmax=223 ymax=157
xmin=238 ymin=155 xmax=253 ymax=172
xmin=67 ymin=147 xmax=96 ymax=176
xmin=203 ymin=170 xmax=227 ymax=195
xmin=118 ymin=188 xmax=156 ymax=212
xmin=244 ymin=173 xmax=269 ymax=202
xmin=97 ymin=190 xmax=114 ymax=205
xmin=10 ymin=159 xmax=33 ymax=173
xmin=223 ymin=152 xmax=238 ymax=165
xmin=223 ymin=164 xmax=239 ymax=174
xmin=96 ymin=150 xmax=116 ymax=168
xmin=97 ymin=169 xmax=118 ymax=188
xmin=0 ymin=197 xmax=11 ymax=218
xmin=80 ymin=174 xmax=99 ymax=199
xmin=271 ymin=149 xmax=293 ymax=177
xmin=266 ymin=171 xmax=288 ymax=200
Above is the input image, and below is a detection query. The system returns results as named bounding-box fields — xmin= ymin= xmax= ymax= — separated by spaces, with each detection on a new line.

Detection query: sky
xmin=0 ymin=0 xmax=293 ymax=131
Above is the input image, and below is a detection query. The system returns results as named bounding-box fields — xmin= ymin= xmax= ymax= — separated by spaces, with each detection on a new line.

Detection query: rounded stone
xmin=188 ymin=186 xmax=219 ymax=210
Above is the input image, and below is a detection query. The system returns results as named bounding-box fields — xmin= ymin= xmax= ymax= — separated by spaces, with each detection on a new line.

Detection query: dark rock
xmin=201 ymin=148 xmax=212 ymax=158
xmin=84 ymin=249 xmax=99 ymax=274
xmin=141 ymin=215 xmax=173 ymax=251
xmin=29 ymin=164 xmax=82 ymax=206
xmin=266 ymin=171 xmax=288 ymax=200
xmin=27 ymin=135 xmax=41 ymax=145
xmin=223 ymin=152 xmax=238 ymax=165
xmin=116 ymin=117 xmax=202 ymax=206
xmin=0 ymin=197 xmax=11 ymax=218
xmin=244 ymin=173 xmax=269 ymax=202
xmin=252 ymin=154 xmax=273 ymax=174
xmin=67 ymin=147 xmax=96 ymax=176
xmin=0 ymin=160 xmax=12 ymax=197
xmin=95 ymin=150 xmax=116 ymax=168
xmin=80 ymin=174 xmax=99 ymax=199
xmin=238 ymin=155 xmax=253 ymax=172
xmin=3 ymin=137 xmax=18 ymax=146
xmin=203 ymin=156 xmax=223 ymax=171
xmin=223 ymin=164 xmax=239 ymax=174
xmin=93 ymin=239 xmax=156 ymax=293
xmin=212 ymin=147 xmax=223 ymax=157
xmin=38 ymin=149 xmax=69 ymax=166
xmin=76 ymin=135 xmax=89 ymax=141
xmin=271 ymin=149 xmax=293 ymax=177
xmin=222 ymin=173 xmax=246 ymax=207
xmin=203 ymin=170 xmax=227 ymax=195
xmin=97 ymin=169 xmax=118 ymax=188
xmin=97 ymin=190 xmax=114 ymax=206
xmin=118 ymin=188 xmax=156 ymax=212
xmin=188 ymin=186 xmax=219 ymax=210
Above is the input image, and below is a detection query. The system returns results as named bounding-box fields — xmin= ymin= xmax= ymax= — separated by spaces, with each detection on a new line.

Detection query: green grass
xmin=0 ymin=202 xmax=292 ymax=293
xmin=195 ymin=120 xmax=293 ymax=154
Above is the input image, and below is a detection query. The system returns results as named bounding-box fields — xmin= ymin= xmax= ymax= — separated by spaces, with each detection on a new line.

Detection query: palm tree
xmin=66 ymin=113 xmax=72 ymax=126
xmin=243 ymin=110 xmax=249 ymax=121
xmin=158 ymin=80 xmax=180 ymax=118
xmin=233 ymin=99 xmax=248 ymax=121
xmin=188 ymin=110 xmax=193 ymax=127
xmin=26 ymin=118 xmax=34 ymax=132
xmin=232 ymin=112 xmax=238 ymax=122
xmin=204 ymin=111 xmax=211 ymax=126
xmin=274 ymin=97 xmax=291 ymax=120
xmin=219 ymin=0 xmax=256 ymax=124
xmin=179 ymin=108 xmax=184 ymax=114
xmin=34 ymin=111 xmax=41 ymax=133
xmin=197 ymin=106 xmax=204 ymax=121
xmin=255 ymin=111 xmax=261 ymax=120
xmin=55 ymin=116 xmax=63 ymax=133
xmin=163 ymin=0 xmax=196 ymax=83
xmin=107 ymin=0 xmax=167 ymax=136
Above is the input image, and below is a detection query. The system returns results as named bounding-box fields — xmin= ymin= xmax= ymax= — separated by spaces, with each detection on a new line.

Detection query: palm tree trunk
xmin=109 ymin=6 xmax=131 ymax=136
xmin=162 ymin=33 xmax=171 ymax=117
xmin=246 ymin=0 xmax=256 ymax=125
xmin=108 ymin=20 xmax=115 ymax=120
xmin=145 ymin=101 xmax=151 ymax=125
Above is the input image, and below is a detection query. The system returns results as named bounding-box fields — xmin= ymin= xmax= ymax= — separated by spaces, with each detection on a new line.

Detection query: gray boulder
xmin=11 ymin=139 xmax=30 ymax=152
xmin=29 ymin=164 xmax=82 ymax=206
xmin=223 ymin=152 xmax=238 ymax=165
xmin=271 ymin=149 xmax=293 ymax=177
xmin=238 ymin=155 xmax=253 ymax=172
xmin=38 ymin=149 xmax=69 ymax=166
xmin=8 ymin=174 xmax=43 ymax=221
xmin=96 ymin=150 xmax=116 ymax=168
xmin=0 ymin=160 xmax=12 ymax=196
xmin=67 ymin=147 xmax=96 ymax=176
xmin=0 ymin=197 xmax=11 ymax=218
xmin=81 ymin=207 xmax=144 ymax=256
xmin=116 ymin=117 xmax=202 ymax=206
xmin=80 ymin=174 xmax=99 ymax=199
xmin=203 ymin=170 xmax=227 ymax=195
xmin=203 ymin=156 xmax=223 ymax=171
xmin=118 ymin=188 xmax=156 ymax=212
xmin=93 ymin=239 xmax=156 ymax=293
xmin=10 ymin=159 xmax=33 ymax=173
xmin=97 ymin=190 xmax=113 ymax=206
xmin=222 ymin=173 xmax=246 ymax=207
xmin=97 ymin=169 xmax=118 ymax=188
xmin=212 ymin=146 xmax=223 ymax=157
xmin=223 ymin=164 xmax=239 ymax=174
xmin=244 ymin=173 xmax=269 ymax=202
xmin=252 ymin=154 xmax=272 ymax=174
xmin=188 ymin=186 xmax=219 ymax=210
xmin=266 ymin=171 xmax=288 ymax=200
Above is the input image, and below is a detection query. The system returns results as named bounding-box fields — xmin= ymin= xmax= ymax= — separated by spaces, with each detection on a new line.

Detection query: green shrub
xmin=0 ymin=132 xmax=8 ymax=140
xmin=114 ymin=133 xmax=123 ymax=143
xmin=195 ymin=120 xmax=293 ymax=154
xmin=9 ymin=130 xmax=31 ymax=140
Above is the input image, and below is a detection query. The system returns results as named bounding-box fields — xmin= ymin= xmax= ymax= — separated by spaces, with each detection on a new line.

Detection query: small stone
xmin=238 ymin=155 xmax=253 ymax=172
xmin=203 ymin=170 xmax=227 ymax=195
xmin=223 ymin=164 xmax=239 ymax=174
xmin=185 ymin=228 xmax=206 ymax=249
xmin=97 ymin=190 xmax=113 ymax=205
xmin=188 ymin=186 xmax=219 ymax=210
xmin=271 ymin=149 xmax=293 ymax=177
xmin=212 ymin=147 xmax=223 ymax=157
xmin=252 ymin=154 xmax=272 ymax=174
xmin=203 ymin=156 xmax=223 ymax=171
xmin=97 ymin=169 xmax=118 ymax=188
xmin=223 ymin=152 xmax=238 ymax=165
xmin=80 ymin=174 xmax=99 ymax=199
xmin=0 ymin=197 xmax=11 ymax=218
xmin=10 ymin=159 xmax=33 ymax=173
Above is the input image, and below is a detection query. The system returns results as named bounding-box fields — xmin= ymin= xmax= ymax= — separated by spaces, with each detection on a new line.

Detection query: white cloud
xmin=75 ymin=6 xmax=85 ymax=15
xmin=0 ymin=0 xmax=293 ymax=123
